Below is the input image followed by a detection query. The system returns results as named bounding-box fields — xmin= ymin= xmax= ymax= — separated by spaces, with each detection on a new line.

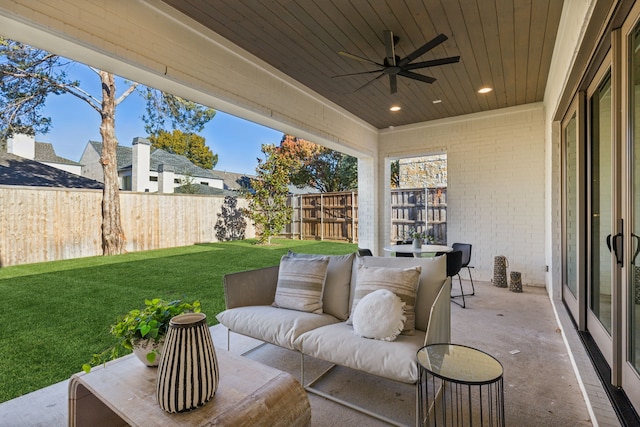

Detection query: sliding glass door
xmin=622 ymin=8 xmax=640 ymax=405
xmin=587 ymin=62 xmax=614 ymax=366
xmin=563 ymin=105 xmax=581 ymax=319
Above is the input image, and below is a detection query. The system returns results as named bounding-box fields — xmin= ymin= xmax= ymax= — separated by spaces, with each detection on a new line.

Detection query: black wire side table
xmin=417 ymin=344 xmax=505 ymax=426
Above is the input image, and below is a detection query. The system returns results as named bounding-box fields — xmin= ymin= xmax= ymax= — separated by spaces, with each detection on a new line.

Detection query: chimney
xmin=158 ymin=164 xmax=175 ymax=194
xmin=7 ymin=134 xmax=36 ymax=159
xmin=131 ymin=137 xmax=151 ymax=192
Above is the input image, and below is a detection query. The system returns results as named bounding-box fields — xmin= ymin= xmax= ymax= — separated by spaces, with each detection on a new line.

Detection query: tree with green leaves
xmin=246 ymin=144 xmax=294 ymax=244
xmin=0 ymin=38 xmax=216 ymax=255
xmin=390 ymin=160 xmax=400 ymax=188
xmin=279 ymin=134 xmax=357 ymax=192
xmin=148 ymin=129 xmax=217 ymax=169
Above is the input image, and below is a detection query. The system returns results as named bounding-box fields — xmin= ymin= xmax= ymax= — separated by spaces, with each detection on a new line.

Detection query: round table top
xmin=417 ymin=344 xmax=503 ymax=385
xmin=383 ymin=244 xmax=452 ymax=254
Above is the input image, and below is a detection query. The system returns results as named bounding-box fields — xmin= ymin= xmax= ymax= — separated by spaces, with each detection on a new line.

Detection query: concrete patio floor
xmin=0 ymin=280 xmax=621 ymax=426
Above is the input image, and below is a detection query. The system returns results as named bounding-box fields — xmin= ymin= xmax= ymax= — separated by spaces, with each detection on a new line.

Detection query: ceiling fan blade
xmin=332 ymin=69 xmax=384 ymax=78
xmin=383 ymin=30 xmax=396 ymax=66
xmin=398 ymin=33 xmax=448 ymax=67
xmin=389 ymin=74 xmax=397 ymax=94
xmin=404 ymin=56 xmax=460 ymax=70
xmin=354 ymin=72 xmax=385 ymax=93
xmin=339 ymin=51 xmax=382 ymax=67
xmin=398 ymin=70 xmax=436 ymax=84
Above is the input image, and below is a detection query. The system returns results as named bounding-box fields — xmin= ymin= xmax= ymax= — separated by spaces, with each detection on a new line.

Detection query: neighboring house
xmin=0 ymin=150 xmax=103 ymax=189
xmin=212 ymin=169 xmax=317 ymax=195
xmin=80 ymin=137 xmax=224 ymax=193
xmin=213 ymin=170 xmax=253 ymax=192
xmin=5 ymin=134 xmax=83 ymax=175
xmin=174 ymin=183 xmax=231 ymax=196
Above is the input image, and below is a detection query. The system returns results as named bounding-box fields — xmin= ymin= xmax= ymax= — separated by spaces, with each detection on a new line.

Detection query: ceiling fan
xmin=335 ymin=30 xmax=460 ymax=94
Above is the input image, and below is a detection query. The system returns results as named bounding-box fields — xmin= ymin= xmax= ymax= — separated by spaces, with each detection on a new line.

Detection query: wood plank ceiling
xmin=161 ymin=0 xmax=564 ymax=130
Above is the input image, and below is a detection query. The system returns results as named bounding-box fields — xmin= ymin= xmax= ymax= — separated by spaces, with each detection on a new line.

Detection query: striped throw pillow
xmin=273 ymin=255 xmax=330 ymax=313
xmin=348 ymin=264 xmax=421 ymax=335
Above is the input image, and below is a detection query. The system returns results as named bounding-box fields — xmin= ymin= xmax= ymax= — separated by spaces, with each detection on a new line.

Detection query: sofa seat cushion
xmin=217 ymin=306 xmax=340 ymax=351
xmin=294 ymin=322 xmax=426 ymax=383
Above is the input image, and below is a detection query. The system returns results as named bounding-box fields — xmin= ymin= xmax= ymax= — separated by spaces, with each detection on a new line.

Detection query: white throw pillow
xmin=348 ymin=264 xmax=421 ymax=335
xmin=352 ymin=289 xmax=406 ymax=341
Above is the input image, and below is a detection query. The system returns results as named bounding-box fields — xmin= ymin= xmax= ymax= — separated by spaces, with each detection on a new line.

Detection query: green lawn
xmin=0 ymin=238 xmax=357 ymax=403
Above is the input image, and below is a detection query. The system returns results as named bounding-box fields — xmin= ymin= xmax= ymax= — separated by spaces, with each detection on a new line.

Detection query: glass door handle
xmin=633 ymin=234 xmax=640 ymax=265
xmin=607 ymin=233 xmax=624 ymax=266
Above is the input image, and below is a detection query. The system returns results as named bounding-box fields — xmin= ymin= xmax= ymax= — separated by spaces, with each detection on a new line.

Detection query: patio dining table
xmin=383 ymin=244 xmax=452 ymax=258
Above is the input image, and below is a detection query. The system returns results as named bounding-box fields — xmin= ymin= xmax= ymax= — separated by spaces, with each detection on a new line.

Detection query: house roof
xmin=174 ymin=183 xmax=235 ymax=196
xmin=34 ymin=142 xmax=80 ymax=166
xmin=88 ymin=141 xmax=220 ymax=180
xmin=0 ymin=151 xmax=103 ymax=189
xmin=212 ymin=170 xmax=253 ymax=191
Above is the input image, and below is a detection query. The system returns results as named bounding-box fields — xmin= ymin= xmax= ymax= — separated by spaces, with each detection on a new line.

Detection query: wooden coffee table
xmin=69 ymin=345 xmax=310 ymax=426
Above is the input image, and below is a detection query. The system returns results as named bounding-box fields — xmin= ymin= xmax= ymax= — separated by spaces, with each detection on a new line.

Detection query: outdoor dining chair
xmin=395 ymin=240 xmax=413 ymax=257
xmin=357 ymin=248 xmax=373 ymax=257
xmin=446 ymin=250 xmax=466 ymax=308
xmin=452 ymin=243 xmax=475 ymax=296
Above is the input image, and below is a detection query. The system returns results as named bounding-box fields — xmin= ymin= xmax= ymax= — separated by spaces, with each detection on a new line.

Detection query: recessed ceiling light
xmin=478 ymin=87 xmax=493 ymax=94
xmin=390 ymin=105 xmax=401 ymax=112
xmin=432 ymin=99 xmax=442 ymax=104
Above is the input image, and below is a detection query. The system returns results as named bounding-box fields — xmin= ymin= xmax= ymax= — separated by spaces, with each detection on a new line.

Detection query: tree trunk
xmin=99 ymin=71 xmax=126 ymax=255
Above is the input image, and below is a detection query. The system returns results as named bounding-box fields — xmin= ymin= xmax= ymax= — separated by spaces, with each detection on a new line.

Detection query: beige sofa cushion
xmin=353 ymin=255 xmax=447 ymax=331
xmin=348 ymin=265 xmax=421 ymax=335
xmin=294 ymin=322 xmax=426 ymax=383
xmin=216 ymin=306 xmax=339 ymax=351
xmin=287 ymin=251 xmax=355 ymax=320
xmin=273 ymin=255 xmax=329 ymax=314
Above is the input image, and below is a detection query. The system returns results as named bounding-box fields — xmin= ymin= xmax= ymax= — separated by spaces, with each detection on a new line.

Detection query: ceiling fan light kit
xmin=335 ymin=30 xmax=460 ymax=94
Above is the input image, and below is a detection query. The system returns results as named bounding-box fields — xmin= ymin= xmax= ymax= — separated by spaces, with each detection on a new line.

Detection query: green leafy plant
xmin=407 ymin=227 xmax=424 ymax=241
xmin=246 ymin=144 xmax=295 ymax=244
xmin=83 ymin=298 xmax=201 ymax=373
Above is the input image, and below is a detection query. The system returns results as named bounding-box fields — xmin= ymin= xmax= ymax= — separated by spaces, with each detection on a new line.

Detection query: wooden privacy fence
xmin=0 ymin=186 xmax=254 ymax=267
xmin=391 ymin=187 xmax=447 ymax=244
xmin=283 ymin=191 xmax=358 ymax=242
xmin=282 ymin=187 xmax=447 ymax=244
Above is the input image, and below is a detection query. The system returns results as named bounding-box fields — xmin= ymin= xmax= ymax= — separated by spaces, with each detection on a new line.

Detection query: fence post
xmin=299 ymin=194 xmax=303 ymax=240
xmin=351 ymin=191 xmax=356 ymax=243
xmin=320 ymin=193 xmax=324 ymax=240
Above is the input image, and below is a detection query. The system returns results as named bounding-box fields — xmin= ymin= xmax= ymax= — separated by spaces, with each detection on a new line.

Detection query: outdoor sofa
xmin=216 ymin=251 xmax=451 ymax=426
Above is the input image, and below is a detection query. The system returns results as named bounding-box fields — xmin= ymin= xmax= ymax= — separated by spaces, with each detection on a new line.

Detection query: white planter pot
xmin=132 ymin=337 xmax=165 ymax=366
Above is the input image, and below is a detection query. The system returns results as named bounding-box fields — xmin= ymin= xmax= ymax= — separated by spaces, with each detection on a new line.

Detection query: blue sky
xmin=34 ymin=64 xmax=284 ymax=175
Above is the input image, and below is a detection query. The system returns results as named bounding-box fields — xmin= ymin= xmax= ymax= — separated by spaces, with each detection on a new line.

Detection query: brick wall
xmin=380 ymin=104 xmax=546 ymax=285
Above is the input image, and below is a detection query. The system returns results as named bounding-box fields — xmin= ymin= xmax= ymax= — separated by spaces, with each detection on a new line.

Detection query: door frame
xmin=585 ymin=49 xmax=619 ymax=372
xmin=562 ymin=93 xmax=586 ymax=328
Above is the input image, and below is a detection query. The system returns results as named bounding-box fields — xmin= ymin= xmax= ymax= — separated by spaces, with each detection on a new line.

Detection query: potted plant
xmin=83 ymin=298 xmax=201 ymax=373
xmin=407 ymin=227 xmax=424 ymax=249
